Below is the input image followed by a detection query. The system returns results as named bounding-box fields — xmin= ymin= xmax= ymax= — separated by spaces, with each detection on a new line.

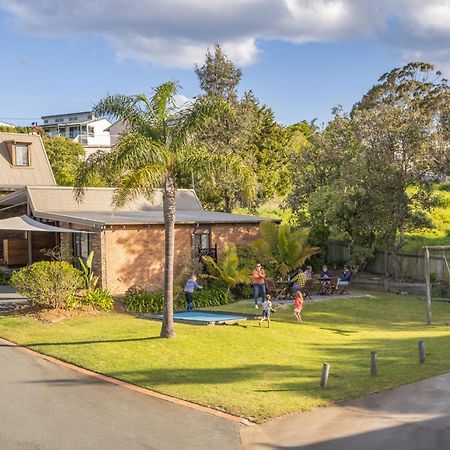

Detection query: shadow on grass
xmin=0 ymin=336 xmax=160 ymax=348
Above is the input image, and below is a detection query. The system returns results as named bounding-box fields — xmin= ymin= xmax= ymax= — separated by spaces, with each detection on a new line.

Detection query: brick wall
xmin=102 ymin=224 xmax=193 ymax=295
xmin=211 ymin=223 xmax=261 ymax=253
xmin=59 ymin=221 xmax=262 ymax=296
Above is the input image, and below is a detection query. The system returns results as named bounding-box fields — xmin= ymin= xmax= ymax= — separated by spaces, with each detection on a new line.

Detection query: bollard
xmin=371 ymin=351 xmax=378 ymax=376
xmin=320 ymin=362 xmax=330 ymax=388
xmin=419 ymin=340 xmax=426 ymax=363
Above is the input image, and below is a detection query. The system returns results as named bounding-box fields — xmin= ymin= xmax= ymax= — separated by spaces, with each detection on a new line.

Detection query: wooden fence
xmin=327 ymin=241 xmax=450 ymax=283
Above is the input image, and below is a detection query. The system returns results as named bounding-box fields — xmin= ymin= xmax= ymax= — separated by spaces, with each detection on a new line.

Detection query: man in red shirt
xmin=252 ymin=263 xmax=266 ymax=309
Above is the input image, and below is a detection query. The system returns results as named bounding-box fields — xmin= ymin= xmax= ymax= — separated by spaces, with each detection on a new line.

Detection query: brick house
xmin=0 ymin=186 xmax=274 ymax=295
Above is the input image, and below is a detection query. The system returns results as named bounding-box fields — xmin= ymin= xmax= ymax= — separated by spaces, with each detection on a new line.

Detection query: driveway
xmin=0 ymin=286 xmax=28 ymax=312
xmin=0 ymin=339 xmax=241 ymax=450
xmin=241 ymin=373 xmax=450 ymax=449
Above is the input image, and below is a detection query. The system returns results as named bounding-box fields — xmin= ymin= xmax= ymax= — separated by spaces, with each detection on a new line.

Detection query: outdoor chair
xmin=265 ymin=278 xmax=284 ymax=300
xmin=328 ymin=276 xmax=339 ymax=295
xmin=301 ymin=278 xmax=313 ymax=300
xmin=336 ymin=276 xmax=352 ymax=295
xmin=318 ymin=276 xmax=338 ymax=295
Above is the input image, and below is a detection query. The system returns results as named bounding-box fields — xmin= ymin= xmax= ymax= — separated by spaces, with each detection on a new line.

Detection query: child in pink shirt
xmin=293 ymin=292 xmax=304 ymax=323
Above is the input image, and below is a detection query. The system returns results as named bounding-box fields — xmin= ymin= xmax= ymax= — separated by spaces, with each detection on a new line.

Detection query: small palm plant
xmin=202 ymin=243 xmax=251 ymax=293
xmin=253 ymin=221 xmax=319 ymax=279
xmin=78 ymin=250 xmax=99 ymax=291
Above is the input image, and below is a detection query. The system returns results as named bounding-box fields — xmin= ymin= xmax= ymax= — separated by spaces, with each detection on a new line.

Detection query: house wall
xmin=100 ymin=222 xmax=262 ymax=295
xmin=0 ymin=204 xmax=26 ymax=262
xmin=211 ymin=223 xmax=262 ymax=253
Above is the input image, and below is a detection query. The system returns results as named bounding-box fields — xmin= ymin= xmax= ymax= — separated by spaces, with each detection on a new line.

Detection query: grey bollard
xmin=419 ymin=340 xmax=426 ymax=363
xmin=320 ymin=362 xmax=330 ymax=388
xmin=371 ymin=351 xmax=378 ymax=376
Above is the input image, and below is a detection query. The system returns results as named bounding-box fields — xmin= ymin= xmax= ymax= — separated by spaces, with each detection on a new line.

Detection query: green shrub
xmin=10 ymin=261 xmax=83 ymax=309
xmin=122 ymin=285 xmax=235 ymax=313
xmin=0 ymin=269 xmax=11 ymax=286
xmin=122 ymin=286 xmax=165 ymax=313
xmin=82 ymin=288 xmax=114 ymax=311
xmin=231 ymin=283 xmax=253 ymax=299
xmin=192 ymin=287 xmax=234 ymax=307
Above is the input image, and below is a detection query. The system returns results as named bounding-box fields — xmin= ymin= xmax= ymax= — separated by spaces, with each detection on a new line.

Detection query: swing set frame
xmin=423 ymin=245 xmax=450 ymax=325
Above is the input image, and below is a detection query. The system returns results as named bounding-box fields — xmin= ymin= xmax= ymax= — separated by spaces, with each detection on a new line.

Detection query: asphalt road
xmin=0 ymin=340 xmax=241 ymax=450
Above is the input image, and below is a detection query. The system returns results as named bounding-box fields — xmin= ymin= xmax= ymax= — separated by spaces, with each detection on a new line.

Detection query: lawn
xmin=2 ymin=293 xmax=450 ymax=422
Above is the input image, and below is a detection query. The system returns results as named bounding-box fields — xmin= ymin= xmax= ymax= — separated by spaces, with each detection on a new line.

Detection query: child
xmin=184 ymin=274 xmax=203 ymax=311
xmin=293 ymin=291 xmax=304 ymax=323
xmin=259 ymin=294 xmax=276 ymax=328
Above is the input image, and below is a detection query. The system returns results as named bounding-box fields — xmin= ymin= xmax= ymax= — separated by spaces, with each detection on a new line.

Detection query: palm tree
xmin=202 ymin=243 xmax=251 ymax=292
xmin=75 ymin=82 xmax=255 ymax=338
xmin=253 ymin=221 xmax=319 ymax=278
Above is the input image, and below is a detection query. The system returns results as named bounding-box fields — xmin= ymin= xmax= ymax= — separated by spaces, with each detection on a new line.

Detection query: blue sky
xmin=1 ymin=1 xmax=449 ymax=126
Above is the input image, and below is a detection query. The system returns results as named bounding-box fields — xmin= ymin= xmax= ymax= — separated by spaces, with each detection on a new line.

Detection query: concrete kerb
xmin=0 ymin=336 xmax=252 ymax=426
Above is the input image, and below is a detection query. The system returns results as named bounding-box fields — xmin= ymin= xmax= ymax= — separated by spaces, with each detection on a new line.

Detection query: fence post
xmin=371 ymin=351 xmax=378 ymax=376
xmin=424 ymin=247 xmax=432 ymax=325
xmin=320 ymin=362 xmax=330 ymax=388
xmin=418 ymin=340 xmax=426 ymax=363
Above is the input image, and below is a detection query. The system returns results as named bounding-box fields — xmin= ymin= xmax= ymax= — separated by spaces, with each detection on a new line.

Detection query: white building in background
xmin=41 ymin=111 xmax=112 ymax=157
xmin=0 ymin=121 xmax=15 ymax=128
xmin=104 ymin=119 xmax=127 ymax=147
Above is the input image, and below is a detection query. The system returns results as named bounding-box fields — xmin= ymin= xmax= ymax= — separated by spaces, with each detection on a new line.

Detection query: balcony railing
xmin=196 ymin=245 xmax=217 ymax=262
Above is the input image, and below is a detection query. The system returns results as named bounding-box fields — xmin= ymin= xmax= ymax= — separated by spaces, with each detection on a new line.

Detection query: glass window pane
xmin=15 ymin=145 xmax=29 ymax=166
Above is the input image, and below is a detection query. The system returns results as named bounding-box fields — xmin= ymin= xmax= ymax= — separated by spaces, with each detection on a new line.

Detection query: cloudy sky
xmin=1 ymin=0 xmax=449 ymax=125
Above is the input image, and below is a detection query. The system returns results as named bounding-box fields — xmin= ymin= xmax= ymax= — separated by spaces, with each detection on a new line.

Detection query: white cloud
xmin=1 ymin=0 xmax=450 ymax=72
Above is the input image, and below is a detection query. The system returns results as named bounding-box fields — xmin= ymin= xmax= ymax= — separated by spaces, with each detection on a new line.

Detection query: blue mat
xmin=156 ymin=311 xmax=247 ymax=324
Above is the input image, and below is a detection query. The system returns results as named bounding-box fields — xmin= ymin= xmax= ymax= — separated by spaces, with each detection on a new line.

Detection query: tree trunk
xmin=160 ymin=177 xmax=176 ymax=338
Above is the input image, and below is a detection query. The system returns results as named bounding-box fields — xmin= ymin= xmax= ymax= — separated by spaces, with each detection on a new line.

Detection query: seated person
xmin=338 ymin=266 xmax=353 ymax=287
xmin=303 ymin=266 xmax=313 ymax=279
xmin=319 ymin=265 xmax=333 ymax=294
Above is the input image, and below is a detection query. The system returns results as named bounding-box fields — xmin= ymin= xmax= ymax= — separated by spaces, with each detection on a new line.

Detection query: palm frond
xmin=74 ymin=149 xmax=117 ymax=201
xmin=151 ymin=82 xmax=178 ymax=121
xmin=112 ymin=164 xmax=167 ymax=207
xmin=173 ymin=96 xmax=229 ymax=148
xmin=112 ymin=132 xmax=170 ymax=171
xmin=94 ymin=94 xmax=151 ymax=130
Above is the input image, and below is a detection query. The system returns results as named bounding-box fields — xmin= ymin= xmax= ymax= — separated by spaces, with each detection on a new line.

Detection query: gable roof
xmin=0 ymin=186 xmax=276 ymax=228
xmin=0 ymin=132 xmax=56 ymax=191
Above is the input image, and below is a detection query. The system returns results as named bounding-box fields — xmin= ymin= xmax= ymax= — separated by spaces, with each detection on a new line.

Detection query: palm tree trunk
xmin=160 ymin=177 xmax=176 ymax=338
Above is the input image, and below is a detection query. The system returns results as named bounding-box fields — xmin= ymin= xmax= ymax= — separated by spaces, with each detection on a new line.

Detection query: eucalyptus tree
xmin=75 ymin=82 xmax=253 ymax=338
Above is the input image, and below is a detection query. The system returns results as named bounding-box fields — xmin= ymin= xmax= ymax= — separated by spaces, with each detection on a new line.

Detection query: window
xmin=68 ymin=116 xmax=78 ymax=121
xmin=6 ymin=142 xmax=31 ymax=166
xmin=72 ymin=233 xmax=91 ymax=268
xmin=88 ymin=126 xmax=95 ymax=137
xmin=15 ymin=144 xmax=30 ymax=166
xmin=193 ymin=229 xmax=211 ymax=258
xmin=43 ymin=120 xmax=48 ymax=124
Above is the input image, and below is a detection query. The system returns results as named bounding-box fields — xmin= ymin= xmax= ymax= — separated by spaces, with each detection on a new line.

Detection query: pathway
xmin=0 ymin=285 xmax=28 ymax=313
xmin=241 ymin=372 xmax=450 ymax=449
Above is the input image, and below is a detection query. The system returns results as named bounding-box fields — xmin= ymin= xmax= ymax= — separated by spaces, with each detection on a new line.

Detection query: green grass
xmin=2 ymin=293 xmax=450 ymax=422
xmin=403 ymin=183 xmax=450 ymax=252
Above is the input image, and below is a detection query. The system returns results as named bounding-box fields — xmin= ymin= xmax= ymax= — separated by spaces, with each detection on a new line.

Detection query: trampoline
xmin=153 ymin=311 xmax=248 ymax=325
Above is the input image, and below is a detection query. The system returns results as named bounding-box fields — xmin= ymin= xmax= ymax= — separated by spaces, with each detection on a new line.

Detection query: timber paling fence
xmin=327 ymin=241 xmax=450 ymax=283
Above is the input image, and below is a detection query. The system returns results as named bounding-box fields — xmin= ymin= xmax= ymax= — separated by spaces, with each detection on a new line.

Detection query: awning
xmin=0 ymin=215 xmax=92 ymax=233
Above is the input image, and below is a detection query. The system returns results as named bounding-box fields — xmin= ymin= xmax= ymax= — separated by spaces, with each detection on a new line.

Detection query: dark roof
xmin=0 ymin=186 xmax=276 ymax=227
xmin=33 ymin=210 xmax=273 ymax=227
